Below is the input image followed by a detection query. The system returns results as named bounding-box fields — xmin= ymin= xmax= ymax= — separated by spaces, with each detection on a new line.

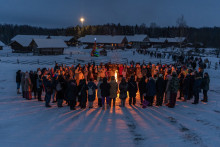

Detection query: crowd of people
xmin=15 ymin=56 xmax=210 ymax=110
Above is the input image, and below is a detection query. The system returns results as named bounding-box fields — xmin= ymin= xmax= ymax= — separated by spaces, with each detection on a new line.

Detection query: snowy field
xmin=0 ymin=47 xmax=220 ymax=147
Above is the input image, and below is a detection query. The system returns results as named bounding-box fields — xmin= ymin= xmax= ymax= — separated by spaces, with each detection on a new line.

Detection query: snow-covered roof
xmin=79 ymin=35 xmax=127 ymax=44
xmin=149 ymin=38 xmax=167 ymax=43
xmin=149 ymin=37 xmax=186 ymax=43
xmin=0 ymin=41 xmax=5 ymax=46
xmin=126 ymin=35 xmax=148 ymax=42
xmin=49 ymin=36 xmax=73 ymax=42
xmin=11 ymin=35 xmax=46 ymax=47
xmin=167 ymin=37 xmax=186 ymax=43
xmin=11 ymin=35 xmax=73 ymax=47
xmin=32 ymin=39 xmax=68 ymax=48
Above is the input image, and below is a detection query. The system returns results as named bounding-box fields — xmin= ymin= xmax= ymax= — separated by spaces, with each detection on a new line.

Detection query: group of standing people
xmin=16 ymin=57 xmax=210 ymax=110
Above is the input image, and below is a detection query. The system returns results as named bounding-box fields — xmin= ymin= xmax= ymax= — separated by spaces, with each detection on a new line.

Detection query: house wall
xmin=37 ymin=48 xmax=64 ymax=55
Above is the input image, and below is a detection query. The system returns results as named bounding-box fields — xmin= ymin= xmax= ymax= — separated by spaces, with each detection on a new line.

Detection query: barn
xmin=149 ymin=37 xmax=186 ymax=48
xmin=126 ymin=35 xmax=149 ymax=48
xmin=30 ymin=39 xmax=67 ymax=55
xmin=165 ymin=37 xmax=187 ymax=47
xmin=149 ymin=38 xmax=167 ymax=48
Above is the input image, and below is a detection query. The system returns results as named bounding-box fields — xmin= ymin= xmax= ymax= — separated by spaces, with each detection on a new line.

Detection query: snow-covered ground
xmin=0 ymin=47 xmax=220 ymax=147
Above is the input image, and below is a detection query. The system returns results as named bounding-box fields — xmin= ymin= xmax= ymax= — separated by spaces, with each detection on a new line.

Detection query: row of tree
xmin=1 ymin=23 xmax=220 ymax=48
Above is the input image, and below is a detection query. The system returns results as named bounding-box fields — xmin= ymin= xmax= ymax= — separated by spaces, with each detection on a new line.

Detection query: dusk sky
xmin=0 ymin=0 xmax=219 ymax=28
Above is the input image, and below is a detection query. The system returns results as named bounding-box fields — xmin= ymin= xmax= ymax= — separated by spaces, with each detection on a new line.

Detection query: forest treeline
xmin=1 ymin=23 xmax=220 ymax=48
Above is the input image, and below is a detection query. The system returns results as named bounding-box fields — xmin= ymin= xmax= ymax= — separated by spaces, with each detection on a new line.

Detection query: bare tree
xmin=176 ymin=15 xmax=188 ymax=48
xmin=150 ymin=22 xmax=159 ymax=37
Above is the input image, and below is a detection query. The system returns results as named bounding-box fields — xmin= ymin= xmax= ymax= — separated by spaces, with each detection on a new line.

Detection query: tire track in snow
xmin=167 ymin=116 xmax=207 ymax=147
xmin=122 ymin=109 xmax=146 ymax=146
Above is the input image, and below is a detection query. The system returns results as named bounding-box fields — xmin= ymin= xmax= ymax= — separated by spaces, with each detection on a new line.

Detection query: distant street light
xmin=80 ymin=17 xmax=85 ymax=26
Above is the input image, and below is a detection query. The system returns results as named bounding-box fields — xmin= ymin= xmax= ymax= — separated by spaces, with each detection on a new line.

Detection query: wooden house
xmin=126 ymin=35 xmax=150 ymax=48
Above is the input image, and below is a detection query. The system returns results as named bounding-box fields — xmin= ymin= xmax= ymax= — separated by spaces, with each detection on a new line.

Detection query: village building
xmin=78 ymin=35 xmax=128 ymax=49
xmin=165 ymin=37 xmax=187 ymax=47
xmin=30 ymin=39 xmax=67 ymax=55
xmin=149 ymin=37 xmax=187 ymax=48
xmin=126 ymin=35 xmax=149 ymax=48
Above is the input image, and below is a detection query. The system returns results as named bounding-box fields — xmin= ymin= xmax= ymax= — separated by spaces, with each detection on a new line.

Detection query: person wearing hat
xmin=138 ymin=76 xmax=147 ymax=105
xmin=51 ymin=74 xmax=58 ymax=103
xmin=109 ymin=76 xmax=118 ymax=107
xmin=182 ymin=73 xmax=190 ymax=102
xmin=192 ymin=72 xmax=202 ymax=104
xmin=146 ymin=77 xmax=156 ymax=106
xmin=201 ymin=72 xmax=210 ymax=102
xmin=36 ymin=71 xmax=43 ymax=101
xmin=167 ymin=72 xmax=179 ymax=108
xmin=100 ymin=77 xmax=111 ymax=109
xmin=188 ymin=71 xmax=195 ymax=100
xmin=156 ymin=74 xmax=165 ymax=106
xmin=24 ymin=72 xmax=32 ymax=100
xmin=16 ymin=70 xmax=22 ymax=94
xmin=45 ymin=74 xmax=53 ymax=107
xmin=128 ymin=76 xmax=138 ymax=105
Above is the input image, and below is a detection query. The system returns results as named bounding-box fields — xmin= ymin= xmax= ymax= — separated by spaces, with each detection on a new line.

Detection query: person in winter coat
xmin=24 ymin=72 xmax=32 ymax=100
xmin=164 ymin=70 xmax=172 ymax=104
xmin=100 ymin=77 xmax=111 ymax=109
xmin=97 ymin=78 xmax=103 ymax=107
xmin=141 ymin=65 xmax=147 ymax=77
xmin=136 ymin=66 xmax=143 ymax=82
xmin=156 ymin=74 xmax=165 ymax=106
xmin=78 ymin=79 xmax=88 ymax=109
xmin=146 ymin=77 xmax=156 ymax=106
xmin=45 ymin=74 xmax=53 ymax=107
xmin=87 ymin=78 xmax=97 ymax=108
xmin=182 ymin=73 xmax=190 ymax=101
xmin=119 ymin=78 xmax=128 ymax=107
xmin=128 ymin=76 xmax=138 ymax=105
xmin=16 ymin=70 xmax=22 ymax=94
xmin=54 ymin=63 xmax=59 ymax=72
xmin=192 ymin=72 xmax=202 ymax=104
xmin=122 ymin=67 xmax=127 ymax=79
xmin=36 ymin=72 xmax=43 ymax=101
xmin=178 ymin=72 xmax=184 ymax=100
xmin=168 ymin=72 xmax=179 ymax=108
xmin=201 ymin=72 xmax=210 ymax=102
xmin=109 ymin=76 xmax=118 ymax=107
xmin=188 ymin=72 xmax=195 ymax=100
xmin=31 ymin=71 xmax=38 ymax=99
xmin=66 ymin=78 xmax=78 ymax=110
xmin=56 ymin=75 xmax=66 ymax=107
xmin=75 ymin=67 xmax=80 ymax=86
xmin=51 ymin=74 xmax=58 ymax=103
xmin=191 ymin=61 xmax=197 ymax=70
xmin=100 ymin=66 xmax=106 ymax=79
xmin=138 ymin=76 xmax=146 ymax=105
xmin=119 ymin=64 xmax=124 ymax=77
xmin=21 ymin=72 xmax=25 ymax=98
